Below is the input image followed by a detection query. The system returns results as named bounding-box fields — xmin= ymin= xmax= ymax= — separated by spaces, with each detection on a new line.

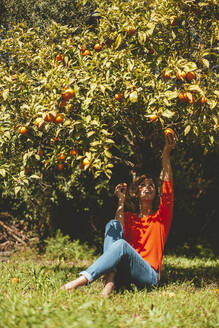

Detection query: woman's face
xmin=137 ymin=178 xmax=156 ymax=201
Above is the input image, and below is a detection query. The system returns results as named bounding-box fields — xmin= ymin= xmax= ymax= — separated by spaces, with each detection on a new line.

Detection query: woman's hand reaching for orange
xmin=114 ymin=183 xmax=127 ymax=203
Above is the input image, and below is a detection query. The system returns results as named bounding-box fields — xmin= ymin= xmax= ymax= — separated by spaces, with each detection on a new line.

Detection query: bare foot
xmin=101 ymin=272 xmax=115 ymax=298
xmin=60 ymin=276 xmax=88 ymax=292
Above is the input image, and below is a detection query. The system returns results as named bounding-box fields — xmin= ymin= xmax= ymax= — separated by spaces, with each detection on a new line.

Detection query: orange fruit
xmin=57 ymin=163 xmax=64 ymax=171
xmin=34 ymin=117 xmax=44 ymax=127
xmin=81 ymin=45 xmax=86 ymax=53
xmin=183 ymin=92 xmax=190 ymax=103
xmin=114 ymin=93 xmax=123 ymax=101
xmin=186 ymin=71 xmax=196 ymax=81
xmin=126 ymin=26 xmax=136 ymax=35
xmin=70 ymin=149 xmax=78 ymax=156
xmin=38 ymin=150 xmax=44 ymax=157
xmin=62 ymin=88 xmax=75 ymax=100
xmin=148 ymin=114 xmax=158 ymax=122
xmin=163 ymin=71 xmax=171 ymax=79
xmin=44 ymin=113 xmax=54 ymax=122
xmin=55 ymin=114 xmax=63 ymax=124
xmin=176 ymin=71 xmax=186 ymax=80
xmin=188 ymin=96 xmax=195 ymax=104
xmin=54 ymin=137 xmax=60 ymax=141
xmin=82 ymin=157 xmax=91 ymax=167
xmin=18 ymin=126 xmax=28 ymax=135
xmin=94 ymin=43 xmax=103 ymax=52
xmin=58 ymin=153 xmax=65 ymax=162
xmin=164 ymin=128 xmax=175 ymax=136
xmin=198 ymin=96 xmax=207 ymax=105
xmin=56 ymin=54 xmax=64 ymax=62
xmin=83 ymin=50 xmax=91 ymax=56
xmin=44 ymin=160 xmax=49 ymax=167
xmin=11 ymin=278 xmax=19 ymax=284
xmin=178 ymin=91 xmax=187 ymax=102
xmin=180 ymin=71 xmax=186 ymax=79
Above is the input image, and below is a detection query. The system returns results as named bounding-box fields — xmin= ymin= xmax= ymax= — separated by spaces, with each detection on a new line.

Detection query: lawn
xmin=0 ymin=236 xmax=218 ymax=328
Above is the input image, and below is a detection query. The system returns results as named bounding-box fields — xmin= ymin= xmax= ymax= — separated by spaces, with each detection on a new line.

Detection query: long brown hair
xmin=125 ymin=171 xmax=161 ymax=213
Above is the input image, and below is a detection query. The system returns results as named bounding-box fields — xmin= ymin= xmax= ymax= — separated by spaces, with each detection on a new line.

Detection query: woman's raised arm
xmin=161 ymin=133 xmax=176 ymax=181
xmin=114 ymin=183 xmax=127 ymax=225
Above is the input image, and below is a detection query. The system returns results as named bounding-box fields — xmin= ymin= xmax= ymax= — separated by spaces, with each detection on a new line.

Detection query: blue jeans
xmin=80 ymin=220 xmax=159 ymax=289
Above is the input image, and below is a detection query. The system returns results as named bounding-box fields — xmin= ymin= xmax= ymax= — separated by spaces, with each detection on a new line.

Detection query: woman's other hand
xmin=114 ymin=183 xmax=127 ymax=203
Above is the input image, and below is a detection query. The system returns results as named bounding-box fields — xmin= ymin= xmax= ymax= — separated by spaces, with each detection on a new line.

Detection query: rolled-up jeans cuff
xmin=79 ymin=271 xmax=93 ymax=284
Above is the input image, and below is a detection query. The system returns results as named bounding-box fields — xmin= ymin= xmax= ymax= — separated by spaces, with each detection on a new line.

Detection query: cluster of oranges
xmin=18 ymin=87 xmax=76 ymax=135
xmin=162 ymin=69 xmax=207 ymax=106
xmin=163 ymin=70 xmax=196 ymax=81
xmin=80 ymin=42 xmax=103 ymax=57
xmin=56 ymin=150 xmax=79 ymax=171
xmin=114 ymin=93 xmax=124 ymax=101
xmin=178 ymin=92 xmax=207 ymax=105
xmin=60 ymin=87 xmax=75 ymax=108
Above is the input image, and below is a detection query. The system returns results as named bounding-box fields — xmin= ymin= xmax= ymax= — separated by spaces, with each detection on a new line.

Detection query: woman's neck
xmin=138 ymin=201 xmax=153 ymax=217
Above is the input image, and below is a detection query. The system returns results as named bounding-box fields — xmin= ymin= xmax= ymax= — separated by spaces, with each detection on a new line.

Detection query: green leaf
xmin=90 ymin=141 xmax=100 ymax=147
xmin=127 ymin=59 xmax=134 ymax=71
xmin=164 ymin=90 xmax=178 ymax=100
xmin=99 ymin=85 xmax=105 ymax=94
xmin=85 ymin=115 xmax=91 ymax=123
xmin=2 ymin=89 xmax=9 ymax=100
xmin=187 ymin=85 xmax=203 ymax=94
xmin=209 ymin=136 xmax=214 ymax=144
xmin=87 ymin=131 xmax=96 ymax=138
xmin=35 ymin=155 xmax=41 ymax=161
xmin=94 ymin=171 xmax=101 ymax=179
xmin=104 ymin=149 xmax=112 ymax=158
xmin=105 ymin=139 xmax=114 ymax=144
xmin=0 ymin=168 xmax=6 ymax=177
xmin=201 ymin=58 xmax=209 ymax=68
xmin=184 ymin=125 xmax=191 ymax=136
xmin=101 ymin=129 xmax=110 ymax=136
xmin=146 ymin=22 xmax=155 ymax=36
xmin=105 ymin=169 xmax=112 ymax=178
xmin=184 ymin=62 xmax=197 ymax=71
xmin=161 ymin=110 xmax=175 ymax=118
xmin=114 ymin=34 xmax=122 ymax=50
xmin=172 ymin=31 xmax=176 ymax=40
xmin=138 ymin=31 xmax=146 ymax=45
xmin=63 ymin=119 xmax=72 ymax=127
xmin=30 ymin=174 xmax=41 ymax=179
xmin=15 ymin=186 xmax=21 ymax=196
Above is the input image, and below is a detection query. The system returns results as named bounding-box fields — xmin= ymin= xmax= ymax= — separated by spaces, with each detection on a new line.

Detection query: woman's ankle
xmin=101 ymin=281 xmax=115 ymax=298
xmin=61 ymin=275 xmax=88 ymax=291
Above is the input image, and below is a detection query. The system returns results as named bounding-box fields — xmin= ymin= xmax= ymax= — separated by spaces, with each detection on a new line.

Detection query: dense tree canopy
xmin=0 ymin=0 xmax=218 ymax=241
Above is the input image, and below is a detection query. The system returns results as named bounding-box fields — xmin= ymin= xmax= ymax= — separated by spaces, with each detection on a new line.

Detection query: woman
xmin=61 ymin=133 xmax=176 ymax=297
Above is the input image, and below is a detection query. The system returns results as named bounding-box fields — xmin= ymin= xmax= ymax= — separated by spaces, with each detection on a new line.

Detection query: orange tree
xmin=0 ymin=0 xmax=218 ymax=235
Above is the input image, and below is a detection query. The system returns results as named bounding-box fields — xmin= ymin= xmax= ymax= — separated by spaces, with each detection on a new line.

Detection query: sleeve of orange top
xmin=158 ymin=179 xmax=174 ymax=222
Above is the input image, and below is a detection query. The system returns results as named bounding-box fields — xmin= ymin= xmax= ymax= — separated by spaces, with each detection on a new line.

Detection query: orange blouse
xmin=123 ymin=179 xmax=174 ymax=280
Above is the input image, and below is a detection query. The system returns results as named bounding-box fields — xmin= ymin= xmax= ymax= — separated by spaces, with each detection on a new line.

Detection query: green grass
xmin=0 ymin=238 xmax=218 ymax=328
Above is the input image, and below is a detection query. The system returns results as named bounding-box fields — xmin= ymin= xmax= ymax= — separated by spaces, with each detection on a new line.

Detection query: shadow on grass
xmin=44 ymin=258 xmax=219 ymax=291
xmin=160 ymin=262 xmax=219 ymax=288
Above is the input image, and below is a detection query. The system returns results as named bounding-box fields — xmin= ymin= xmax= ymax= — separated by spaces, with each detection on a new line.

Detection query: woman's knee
xmin=105 ymin=219 xmax=123 ymax=233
